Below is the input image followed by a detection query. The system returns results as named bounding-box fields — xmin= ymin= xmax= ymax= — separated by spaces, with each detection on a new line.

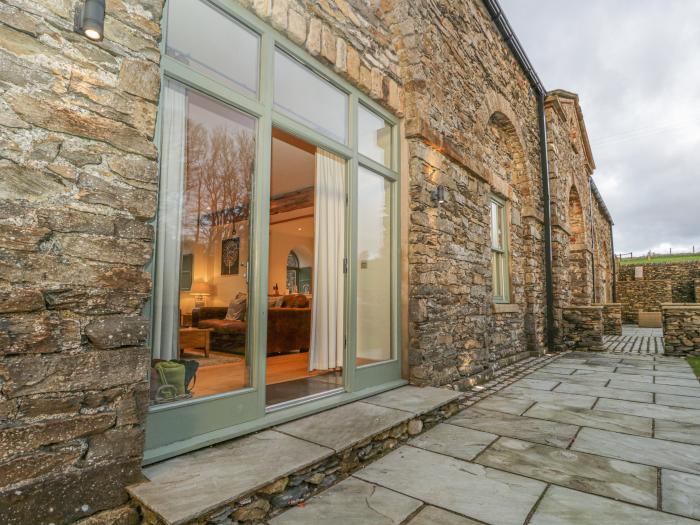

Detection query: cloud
xmin=500 ymin=0 xmax=700 ymax=255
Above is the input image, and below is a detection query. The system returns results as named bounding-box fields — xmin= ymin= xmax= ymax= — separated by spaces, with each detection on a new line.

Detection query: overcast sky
xmin=499 ymin=0 xmax=700 ymax=256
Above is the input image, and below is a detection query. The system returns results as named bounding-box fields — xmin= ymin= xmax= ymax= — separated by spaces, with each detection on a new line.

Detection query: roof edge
xmin=590 ymin=177 xmax=614 ymax=225
xmin=546 ymin=90 xmax=597 ymax=172
xmin=481 ymin=0 xmax=546 ymax=96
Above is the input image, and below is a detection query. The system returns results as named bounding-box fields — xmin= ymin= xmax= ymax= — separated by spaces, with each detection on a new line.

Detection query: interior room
xmin=158 ymin=122 xmax=346 ymax=407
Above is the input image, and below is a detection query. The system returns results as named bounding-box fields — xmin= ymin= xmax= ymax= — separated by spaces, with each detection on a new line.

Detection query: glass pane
xmin=274 ymin=49 xmax=347 ymax=143
xmin=357 ymin=167 xmax=392 ymax=365
xmin=267 ymin=131 xmax=344 ymax=406
xmin=490 ymin=201 xmax=501 ymax=250
xmin=358 ymin=105 xmax=392 ymax=167
xmin=151 ymin=81 xmax=256 ymax=405
xmin=167 ymin=0 xmax=259 ymax=96
xmin=492 ymin=252 xmax=503 ymax=299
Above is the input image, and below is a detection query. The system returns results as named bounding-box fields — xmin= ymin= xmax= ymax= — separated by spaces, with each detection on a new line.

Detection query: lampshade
xmin=190 ymin=281 xmax=212 ymax=295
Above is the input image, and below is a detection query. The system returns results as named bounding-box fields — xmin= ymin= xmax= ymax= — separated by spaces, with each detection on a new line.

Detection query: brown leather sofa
xmin=192 ymin=294 xmax=311 ymax=355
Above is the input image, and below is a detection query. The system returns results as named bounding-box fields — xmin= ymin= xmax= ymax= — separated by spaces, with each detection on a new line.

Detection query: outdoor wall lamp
xmin=432 ymin=185 xmax=446 ymax=205
xmin=75 ymin=0 xmax=105 ymax=41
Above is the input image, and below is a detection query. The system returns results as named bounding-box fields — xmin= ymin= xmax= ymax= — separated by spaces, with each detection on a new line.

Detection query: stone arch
xmin=475 ymin=92 xmax=534 ymax=205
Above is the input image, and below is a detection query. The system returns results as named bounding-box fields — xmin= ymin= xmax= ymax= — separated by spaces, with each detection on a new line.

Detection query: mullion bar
xmin=358 ymin=155 xmax=398 ymax=181
xmin=162 ymin=56 xmax=265 ymax=118
xmin=252 ymin=31 xmax=275 ymax=415
xmin=271 ymin=110 xmax=354 ymax=159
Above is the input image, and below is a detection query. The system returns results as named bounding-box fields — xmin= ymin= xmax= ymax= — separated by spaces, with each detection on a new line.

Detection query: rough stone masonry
xmin=0 ymin=1 xmax=162 ymax=523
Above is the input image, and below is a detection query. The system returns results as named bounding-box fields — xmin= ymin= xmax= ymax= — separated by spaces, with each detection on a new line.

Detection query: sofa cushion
xmin=225 ymin=293 xmax=247 ymax=321
xmin=199 ymin=319 xmax=246 ymax=334
xmin=281 ymin=294 xmax=309 ymax=308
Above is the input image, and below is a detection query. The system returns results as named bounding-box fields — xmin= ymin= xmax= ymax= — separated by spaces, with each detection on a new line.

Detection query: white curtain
xmin=309 ymin=150 xmax=345 ymax=371
xmin=152 ymin=81 xmax=187 ymax=361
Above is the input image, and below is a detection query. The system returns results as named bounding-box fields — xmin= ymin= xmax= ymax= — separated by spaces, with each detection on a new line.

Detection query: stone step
xmin=127 ymin=386 xmax=461 ymax=525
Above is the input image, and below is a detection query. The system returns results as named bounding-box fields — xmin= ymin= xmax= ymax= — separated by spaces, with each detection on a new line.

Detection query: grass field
xmin=688 ymin=356 xmax=700 ymax=379
xmin=619 ymin=253 xmax=700 ymax=266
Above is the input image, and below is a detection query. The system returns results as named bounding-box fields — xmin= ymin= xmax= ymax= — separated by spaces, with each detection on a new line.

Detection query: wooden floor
xmin=191 ymin=352 xmax=329 ymax=398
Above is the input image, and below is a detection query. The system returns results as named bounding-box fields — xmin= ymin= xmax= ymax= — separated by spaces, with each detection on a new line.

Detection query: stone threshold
xmin=127 ymin=385 xmax=462 ymax=525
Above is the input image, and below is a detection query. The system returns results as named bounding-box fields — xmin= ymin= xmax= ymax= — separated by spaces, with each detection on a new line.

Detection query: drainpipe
xmin=538 ymin=95 xmax=555 ymax=351
xmin=482 ymin=0 xmax=555 ymax=351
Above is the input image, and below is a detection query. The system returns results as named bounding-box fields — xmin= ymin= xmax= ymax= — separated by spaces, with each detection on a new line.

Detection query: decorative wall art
xmin=221 ymin=237 xmax=240 ymax=275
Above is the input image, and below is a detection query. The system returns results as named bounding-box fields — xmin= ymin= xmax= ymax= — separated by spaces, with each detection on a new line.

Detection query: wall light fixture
xmin=75 ymin=0 xmax=105 ymax=41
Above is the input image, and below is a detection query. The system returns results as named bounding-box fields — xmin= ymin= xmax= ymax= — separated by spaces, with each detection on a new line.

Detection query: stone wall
xmin=696 ymin=280 xmax=700 ymax=303
xmin=0 ymin=1 xmax=162 ymax=524
xmin=617 ymin=280 xmax=673 ymax=323
xmin=394 ymin=0 xmax=547 ymax=389
xmin=618 ymin=261 xmax=700 ymax=303
xmin=561 ymin=306 xmax=604 ymax=352
xmin=662 ymin=304 xmax=700 ymax=356
xmin=594 ymin=303 xmax=622 ymax=336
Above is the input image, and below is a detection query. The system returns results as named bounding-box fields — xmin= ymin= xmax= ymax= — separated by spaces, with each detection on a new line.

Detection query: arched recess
xmin=567 ymin=184 xmax=586 ymax=246
xmin=567 ymin=183 xmax=593 ymax=304
xmin=600 ymin=239 xmax=611 ymax=302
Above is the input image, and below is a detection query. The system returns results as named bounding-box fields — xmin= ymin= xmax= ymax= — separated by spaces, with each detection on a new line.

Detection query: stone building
xmin=545 ymin=90 xmax=615 ymax=347
xmin=0 ymin=0 xmax=614 ymax=523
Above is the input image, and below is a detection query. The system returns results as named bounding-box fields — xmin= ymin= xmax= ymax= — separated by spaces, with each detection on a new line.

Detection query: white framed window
xmin=490 ymin=196 xmax=510 ymax=303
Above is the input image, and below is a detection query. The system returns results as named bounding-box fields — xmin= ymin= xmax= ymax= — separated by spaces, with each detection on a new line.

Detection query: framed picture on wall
xmin=221 ymin=237 xmax=240 ymax=275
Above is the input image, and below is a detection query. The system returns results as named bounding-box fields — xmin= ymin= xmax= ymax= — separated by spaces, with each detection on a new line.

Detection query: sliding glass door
xmin=145 ymin=0 xmax=401 ymax=461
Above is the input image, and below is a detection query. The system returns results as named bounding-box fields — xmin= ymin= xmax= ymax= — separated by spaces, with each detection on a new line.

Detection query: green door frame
xmin=144 ymin=0 xmax=403 ymax=464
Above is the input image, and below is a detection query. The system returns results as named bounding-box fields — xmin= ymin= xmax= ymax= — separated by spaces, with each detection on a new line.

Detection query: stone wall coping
xmin=562 ymin=305 xmax=604 ymax=310
xmin=591 ymin=303 xmax=622 ymax=307
xmin=618 ymin=279 xmax=674 ymax=284
xmin=492 ymin=303 xmax=521 ymax=314
xmin=661 ymin=303 xmax=700 ymax=309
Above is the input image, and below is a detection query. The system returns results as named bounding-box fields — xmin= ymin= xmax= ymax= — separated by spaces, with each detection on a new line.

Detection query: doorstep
xmin=128 ymin=385 xmax=462 ymax=525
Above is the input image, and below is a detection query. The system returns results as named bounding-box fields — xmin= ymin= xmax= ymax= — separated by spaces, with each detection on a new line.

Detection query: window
xmin=273 ymin=49 xmax=348 ymax=143
xmin=179 ymin=253 xmax=193 ymax=291
xmin=151 ymin=79 xmax=256 ymax=404
xmin=491 ymin=197 xmax=509 ymax=303
xmin=286 ymin=251 xmax=299 ymax=293
xmin=358 ymin=105 xmax=392 ymax=167
xmin=166 ymin=0 xmax=260 ymax=96
xmin=356 ymin=167 xmax=393 ymax=364
xmin=150 ymin=0 xmax=400 ymax=456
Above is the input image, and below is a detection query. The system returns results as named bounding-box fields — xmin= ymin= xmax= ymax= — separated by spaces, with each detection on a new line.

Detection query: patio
xmin=269 ymin=351 xmax=700 ymax=525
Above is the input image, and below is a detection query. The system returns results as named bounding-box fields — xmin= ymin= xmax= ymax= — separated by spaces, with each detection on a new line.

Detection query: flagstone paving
xmin=268 ymin=351 xmax=700 ymax=524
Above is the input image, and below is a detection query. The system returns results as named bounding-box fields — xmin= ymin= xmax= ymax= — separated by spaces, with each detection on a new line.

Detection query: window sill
xmin=492 ymin=303 xmax=520 ymax=314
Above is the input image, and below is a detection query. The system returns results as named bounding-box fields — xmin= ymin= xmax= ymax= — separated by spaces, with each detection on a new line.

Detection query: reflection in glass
xmin=151 ymin=80 xmax=256 ymax=405
xmin=167 ymin=0 xmax=259 ymax=96
xmin=356 ymin=167 xmax=392 ymax=365
xmin=274 ymin=50 xmax=348 ymax=143
xmin=358 ymin=105 xmax=392 ymax=167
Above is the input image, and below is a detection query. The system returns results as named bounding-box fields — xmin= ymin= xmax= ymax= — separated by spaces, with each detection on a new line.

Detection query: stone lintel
xmin=661 ymin=304 xmax=700 ymax=310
